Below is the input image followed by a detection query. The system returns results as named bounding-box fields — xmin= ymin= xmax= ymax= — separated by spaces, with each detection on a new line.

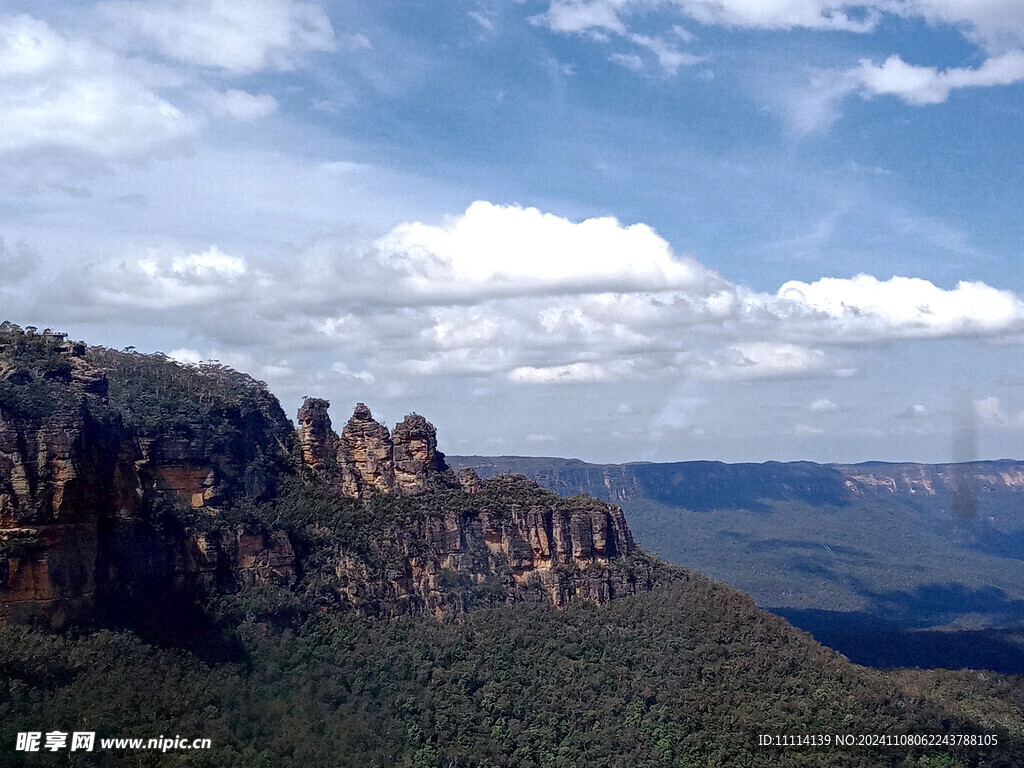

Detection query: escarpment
xmin=1 ymin=329 xmax=296 ymax=626
xmin=295 ymin=401 xmax=646 ymax=616
xmin=2 ymin=326 xmax=647 ymax=629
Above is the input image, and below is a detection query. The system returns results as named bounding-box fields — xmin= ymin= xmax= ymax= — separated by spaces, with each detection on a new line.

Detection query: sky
xmin=1 ymin=0 xmax=1023 ymax=464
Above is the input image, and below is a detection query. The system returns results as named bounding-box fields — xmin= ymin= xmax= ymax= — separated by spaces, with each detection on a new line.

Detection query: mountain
xmin=450 ymin=455 xmax=1024 ymax=671
xmin=3 ymin=323 xmax=1024 ymax=767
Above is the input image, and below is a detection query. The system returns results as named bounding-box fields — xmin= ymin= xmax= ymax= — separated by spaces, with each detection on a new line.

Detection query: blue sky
xmin=1 ymin=0 xmax=1023 ymax=463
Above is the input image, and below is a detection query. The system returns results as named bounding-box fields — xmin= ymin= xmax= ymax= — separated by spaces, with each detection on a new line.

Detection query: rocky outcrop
xmin=2 ymin=327 xmax=647 ymax=627
xmin=457 ymin=467 xmax=482 ymax=494
xmin=327 ymin=475 xmax=646 ymax=618
xmin=1 ymin=330 xmax=296 ymax=627
xmin=296 ymin=398 xmax=337 ymax=468
xmin=297 ymin=401 xmax=452 ymax=499
xmin=340 ymin=403 xmax=395 ymax=497
xmin=392 ymin=413 xmax=446 ymax=494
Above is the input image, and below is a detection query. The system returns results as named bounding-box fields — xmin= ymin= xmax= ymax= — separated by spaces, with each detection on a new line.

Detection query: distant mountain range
xmin=451 ymin=455 xmax=1024 ymax=672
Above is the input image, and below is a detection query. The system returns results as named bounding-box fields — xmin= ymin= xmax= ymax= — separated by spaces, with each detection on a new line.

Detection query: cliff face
xmin=452 ymin=455 xmax=1024 ymax=515
xmin=322 ymin=476 xmax=644 ymax=618
xmin=1 ymin=333 xmax=296 ymax=626
xmin=296 ymin=401 xmax=645 ymax=616
xmin=2 ymin=330 xmax=647 ymax=628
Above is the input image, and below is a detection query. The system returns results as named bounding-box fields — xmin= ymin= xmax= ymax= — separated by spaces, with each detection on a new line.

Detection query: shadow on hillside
xmin=860 ymin=583 xmax=1024 ymax=629
xmin=772 ymin=583 xmax=1024 ymax=674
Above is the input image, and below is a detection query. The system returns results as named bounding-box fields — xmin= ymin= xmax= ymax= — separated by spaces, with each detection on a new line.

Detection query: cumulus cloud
xmin=856 ymin=50 xmax=1024 ymax=104
xmin=0 ymin=14 xmax=199 ymax=157
xmin=91 ymin=245 xmax=253 ymax=309
xmin=536 ymin=1 xmax=629 ymax=34
xmin=910 ymin=0 xmax=1024 ymax=53
xmin=692 ymin=343 xmax=829 ymax=381
xmin=97 ymin=0 xmax=335 ymax=73
xmin=0 ymin=2 xmax=339 ymax=160
xmin=974 ymin=396 xmax=1024 ymax=429
xmin=774 ymin=274 xmax=1024 ymax=340
xmin=67 ymin=202 xmax=1024 ymax=390
xmin=374 ymin=200 xmax=720 ymax=299
xmin=810 ymin=398 xmax=838 ymax=412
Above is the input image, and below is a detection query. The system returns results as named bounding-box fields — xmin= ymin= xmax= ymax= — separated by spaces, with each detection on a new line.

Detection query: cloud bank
xmin=31 ymin=202 xmax=1022 ymax=393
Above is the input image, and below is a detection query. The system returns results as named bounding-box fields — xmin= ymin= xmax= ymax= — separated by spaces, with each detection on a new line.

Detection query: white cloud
xmin=535 ymin=1 xmax=628 ymax=34
xmin=509 ymin=361 xmax=630 ymax=384
xmin=338 ymin=32 xmax=372 ymax=52
xmin=793 ymin=423 xmax=826 ymax=435
xmin=278 ymin=206 xmax=1024 ymax=387
xmin=774 ymin=274 xmax=1024 ymax=340
xmin=92 ymin=245 xmax=251 ymax=308
xmin=693 ymin=342 xmax=829 ymax=381
xmin=169 ymin=347 xmax=203 ymax=364
xmin=669 ymin=0 xmax=880 ymax=32
xmin=526 ymin=433 xmax=557 ymax=442
xmin=539 ymin=0 xmax=1024 ymax=44
xmin=197 ymin=89 xmax=278 ymax=120
xmin=330 ymin=361 xmax=376 ymax=385
xmin=897 ymin=403 xmax=928 ymax=418
xmin=374 ymin=200 xmax=720 ymax=299
xmin=66 ymin=202 xmax=1024 ymax=390
xmin=97 ymin=0 xmax=335 ymax=74
xmin=909 ymin=0 xmax=1024 ymax=53
xmin=810 ymin=398 xmax=838 ymax=412
xmin=628 ymin=33 xmax=702 ymax=74
xmin=973 ymin=396 xmax=1024 ymax=428
xmin=536 ymin=0 xmax=881 ymax=36
xmin=0 ymin=14 xmax=199 ymax=157
xmin=468 ymin=11 xmax=495 ymax=32
xmin=856 ymin=50 xmax=1024 ymax=104
xmin=609 ymin=52 xmax=645 ymax=71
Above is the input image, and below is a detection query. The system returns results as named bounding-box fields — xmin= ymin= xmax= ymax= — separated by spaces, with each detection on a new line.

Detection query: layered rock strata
xmin=327 ymin=476 xmax=645 ymax=618
xmin=1 ymin=334 xmax=295 ymax=626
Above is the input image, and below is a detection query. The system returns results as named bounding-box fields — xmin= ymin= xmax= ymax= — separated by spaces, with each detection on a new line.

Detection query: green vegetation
xmin=4 ymin=572 xmax=1024 ymax=767
xmin=85 ymin=345 xmax=287 ymax=439
xmin=0 ymin=322 xmax=79 ymax=420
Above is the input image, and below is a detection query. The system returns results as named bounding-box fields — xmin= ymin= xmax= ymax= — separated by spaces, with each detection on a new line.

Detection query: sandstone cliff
xmin=2 ymin=327 xmax=648 ymax=628
xmin=1 ymin=329 xmax=296 ymax=626
xmin=294 ymin=400 xmax=647 ymax=616
xmin=321 ymin=475 xmax=645 ymax=618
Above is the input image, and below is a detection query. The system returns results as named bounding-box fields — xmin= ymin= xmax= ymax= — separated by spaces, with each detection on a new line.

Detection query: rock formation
xmin=340 ymin=403 xmax=395 ymax=497
xmin=297 ymin=401 xmax=451 ymax=499
xmin=0 ymin=331 xmax=295 ymax=626
xmin=2 ymin=327 xmax=648 ymax=628
xmin=324 ymin=475 xmax=645 ymax=618
xmin=392 ymin=413 xmax=446 ymax=494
